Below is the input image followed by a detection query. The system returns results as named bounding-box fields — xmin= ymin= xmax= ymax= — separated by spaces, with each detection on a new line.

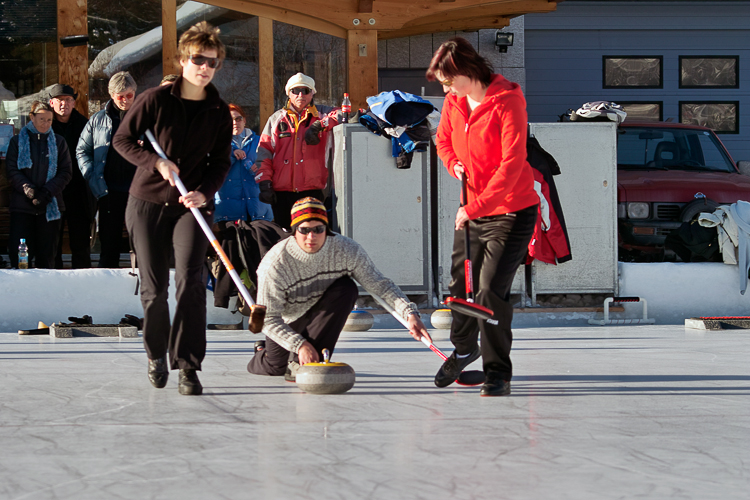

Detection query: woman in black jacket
xmin=5 ymin=101 xmax=72 ymax=268
xmin=113 ymin=22 xmax=232 ymax=396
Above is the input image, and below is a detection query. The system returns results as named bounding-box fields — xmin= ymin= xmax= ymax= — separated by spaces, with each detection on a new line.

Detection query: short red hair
xmin=228 ymin=103 xmax=246 ymax=121
xmin=426 ymin=37 xmax=492 ymax=87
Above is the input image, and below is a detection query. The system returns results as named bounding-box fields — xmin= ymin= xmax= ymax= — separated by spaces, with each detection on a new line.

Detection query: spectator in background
xmin=49 ymin=83 xmax=93 ymax=268
xmin=160 ymin=74 xmax=179 ymax=86
xmin=5 ymin=101 xmax=72 ymax=268
xmin=255 ymin=73 xmax=340 ymax=229
xmin=215 ymin=104 xmax=273 ymax=225
xmin=77 ymin=71 xmax=138 ymax=268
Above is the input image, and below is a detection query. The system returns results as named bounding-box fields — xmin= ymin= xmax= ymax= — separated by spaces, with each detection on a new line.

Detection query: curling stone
xmin=430 ymin=309 xmax=453 ymax=330
xmin=295 ymin=349 xmax=355 ymax=394
xmin=343 ymin=309 xmax=374 ymax=332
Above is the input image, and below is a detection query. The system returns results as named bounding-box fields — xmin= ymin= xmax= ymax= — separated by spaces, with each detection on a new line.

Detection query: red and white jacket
xmin=255 ymin=102 xmax=339 ymax=192
xmin=436 ymin=74 xmax=538 ymax=218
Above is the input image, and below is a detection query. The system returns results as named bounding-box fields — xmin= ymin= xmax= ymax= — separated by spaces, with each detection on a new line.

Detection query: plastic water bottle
xmin=18 ymin=238 xmax=28 ymax=269
xmin=341 ymin=93 xmax=351 ymax=123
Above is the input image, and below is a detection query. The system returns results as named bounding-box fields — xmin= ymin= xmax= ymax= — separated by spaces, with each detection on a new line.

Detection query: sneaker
xmin=254 ymin=340 xmax=266 ymax=353
xmin=479 ymin=372 xmax=511 ymax=397
xmin=148 ymin=357 xmax=169 ymax=389
xmin=284 ymin=360 xmax=300 ymax=383
xmin=434 ymin=347 xmax=481 ymax=388
xmin=178 ymin=369 xmax=203 ymax=395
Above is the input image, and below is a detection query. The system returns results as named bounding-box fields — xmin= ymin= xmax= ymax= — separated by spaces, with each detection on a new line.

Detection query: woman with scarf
xmin=5 ymin=101 xmax=72 ymax=268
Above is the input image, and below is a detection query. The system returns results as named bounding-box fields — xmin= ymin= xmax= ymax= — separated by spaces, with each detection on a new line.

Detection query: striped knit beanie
xmin=290 ymin=197 xmax=328 ymax=229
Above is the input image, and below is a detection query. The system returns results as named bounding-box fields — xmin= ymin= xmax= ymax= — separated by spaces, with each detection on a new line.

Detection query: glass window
xmin=680 ymin=102 xmax=739 ymax=134
xmin=619 ymin=102 xmax=662 ymax=122
xmin=680 ymin=56 xmax=739 ymax=88
xmin=603 ymin=56 xmax=663 ymax=89
xmin=273 ymin=21 xmax=346 ymax=112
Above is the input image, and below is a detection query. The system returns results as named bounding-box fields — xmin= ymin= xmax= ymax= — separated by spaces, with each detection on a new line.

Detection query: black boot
xmin=148 ymin=357 xmax=169 ymax=388
xmin=178 ymin=369 xmax=203 ymax=395
xmin=479 ymin=372 xmax=511 ymax=397
xmin=434 ymin=347 xmax=481 ymax=388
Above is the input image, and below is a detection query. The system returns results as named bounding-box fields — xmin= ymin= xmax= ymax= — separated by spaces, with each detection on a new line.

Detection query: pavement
xmin=1 ymin=324 xmax=749 ymax=499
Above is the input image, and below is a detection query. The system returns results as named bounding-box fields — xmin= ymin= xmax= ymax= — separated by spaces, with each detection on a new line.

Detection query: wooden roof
xmin=207 ymin=0 xmax=561 ymax=38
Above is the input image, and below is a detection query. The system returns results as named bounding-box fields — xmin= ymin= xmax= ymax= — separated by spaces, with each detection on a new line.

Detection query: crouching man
xmin=247 ymin=197 xmax=431 ymax=380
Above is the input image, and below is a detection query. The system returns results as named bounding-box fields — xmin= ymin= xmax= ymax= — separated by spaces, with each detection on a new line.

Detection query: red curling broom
xmin=444 ymin=173 xmax=494 ymax=321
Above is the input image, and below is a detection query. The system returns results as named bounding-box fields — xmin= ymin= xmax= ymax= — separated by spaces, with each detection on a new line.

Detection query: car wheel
xmin=680 ymin=199 xmax=719 ymax=222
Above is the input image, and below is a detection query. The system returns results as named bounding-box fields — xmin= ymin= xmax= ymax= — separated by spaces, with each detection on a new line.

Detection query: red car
xmin=617 ymin=122 xmax=750 ymax=259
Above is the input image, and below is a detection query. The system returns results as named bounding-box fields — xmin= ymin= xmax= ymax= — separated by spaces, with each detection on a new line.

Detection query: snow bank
xmin=0 ymin=269 xmax=238 ymax=331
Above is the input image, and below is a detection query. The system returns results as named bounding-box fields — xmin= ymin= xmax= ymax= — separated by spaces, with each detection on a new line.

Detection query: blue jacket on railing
xmin=215 ymin=129 xmax=273 ymax=222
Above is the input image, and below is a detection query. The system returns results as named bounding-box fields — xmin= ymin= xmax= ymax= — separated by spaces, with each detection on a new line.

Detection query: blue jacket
xmin=215 ymin=129 xmax=273 ymax=222
xmin=76 ymin=101 xmax=114 ymax=199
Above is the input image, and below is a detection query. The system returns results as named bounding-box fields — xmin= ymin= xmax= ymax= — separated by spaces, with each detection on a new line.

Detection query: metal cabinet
xmin=331 ymin=125 xmax=433 ymax=296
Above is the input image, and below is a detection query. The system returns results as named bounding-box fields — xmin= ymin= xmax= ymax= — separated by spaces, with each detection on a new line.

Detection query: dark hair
xmin=228 ymin=103 xmax=246 ymax=121
xmin=426 ymin=37 xmax=492 ymax=87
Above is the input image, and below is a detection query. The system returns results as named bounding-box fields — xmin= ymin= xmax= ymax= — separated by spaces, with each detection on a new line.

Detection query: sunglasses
xmin=439 ymin=78 xmax=454 ymax=87
xmin=188 ymin=54 xmax=220 ymax=68
xmin=231 ymin=116 xmax=245 ymax=122
xmin=289 ymin=87 xmax=311 ymax=95
xmin=113 ymin=93 xmax=135 ymax=101
xmin=296 ymin=225 xmax=326 ymax=235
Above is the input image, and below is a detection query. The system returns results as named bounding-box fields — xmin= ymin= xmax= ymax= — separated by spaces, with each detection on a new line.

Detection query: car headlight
xmin=627 ymin=202 xmax=650 ymax=219
xmin=618 ymin=203 xmax=626 ymax=219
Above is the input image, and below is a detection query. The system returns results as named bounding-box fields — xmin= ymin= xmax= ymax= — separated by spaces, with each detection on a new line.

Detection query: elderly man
xmin=76 ymin=72 xmax=138 ymax=268
xmin=49 ymin=83 xmax=93 ymax=268
xmin=247 ymin=197 xmax=431 ymax=381
xmin=255 ymin=73 xmax=340 ymax=230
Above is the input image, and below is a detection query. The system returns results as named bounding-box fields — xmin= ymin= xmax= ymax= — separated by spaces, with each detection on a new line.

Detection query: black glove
xmin=34 ymin=187 xmax=53 ymax=207
xmin=68 ymin=315 xmax=93 ymax=325
xmin=304 ymin=120 xmax=324 ymax=145
xmin=119 ymin=314 xmax=143 ymax=330
xmin=22 ymin=184 xmax=36 ymax=200
xmin=258 ymin=181 xmax=276 ymax=205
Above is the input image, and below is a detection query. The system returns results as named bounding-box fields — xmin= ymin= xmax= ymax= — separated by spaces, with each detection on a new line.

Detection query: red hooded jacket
xmin=436 ymin=74 xmax=538 ymax=218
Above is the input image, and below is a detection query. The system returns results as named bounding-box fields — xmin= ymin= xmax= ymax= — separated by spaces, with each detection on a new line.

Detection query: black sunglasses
xmin=188 ymin=55 xmax=220 ymax=69
xmin=296 ymin=225 xmax=326 ymax=235
xmin=290 ymin=87 xmax=311 ymax=95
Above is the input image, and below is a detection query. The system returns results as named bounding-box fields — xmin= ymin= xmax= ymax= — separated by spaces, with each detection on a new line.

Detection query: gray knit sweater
xmin=256 ymin=233 xmax=419 ymax=353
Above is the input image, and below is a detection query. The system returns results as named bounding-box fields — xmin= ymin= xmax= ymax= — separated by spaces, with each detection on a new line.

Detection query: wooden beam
xmin=347 ymin=30 xmax=378 ymax=112
xmin=258 ymin=16 xmax=274 ymax=128
xmin=204 ymin=0 xmax=347 ymax=38
xmin=162 ymin=0 xmax=180 ymax=77
xmin=358 ymin=0 xmax=373 ymax=12
xmin=57 ymin=0 xmax=89 ymax=117
xmin=378 ymin=16 xmax=510 ymax=39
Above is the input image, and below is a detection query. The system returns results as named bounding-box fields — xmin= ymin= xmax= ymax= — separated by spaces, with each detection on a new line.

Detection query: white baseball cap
xmin=285 ymin=73 xmax=316 ymax=96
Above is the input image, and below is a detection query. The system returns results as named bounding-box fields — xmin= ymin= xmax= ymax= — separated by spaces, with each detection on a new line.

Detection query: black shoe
xmin=254 ymin=340 xmax=266 ymax=353
xmin=480 ymin=373 xmax=511 ymax=397
xmin=284 ymin=360 xmax=300 ymax=383
xmin=434 ymin=347 xmax=481 ymax=388
xmin=178 ymin=369 xmax=203 ymax=395
xmin=148 ymin=357 xmax=169 ymax=389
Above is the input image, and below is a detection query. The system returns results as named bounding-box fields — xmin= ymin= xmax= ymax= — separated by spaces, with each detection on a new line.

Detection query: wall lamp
xmin=495 ymin=31 xmax=514 ymax=53
xmin=60 ymin=35 xmax=89 ymax=48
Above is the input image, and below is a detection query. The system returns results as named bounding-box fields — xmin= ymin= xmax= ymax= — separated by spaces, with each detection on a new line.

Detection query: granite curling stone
xmin=430 ymin=309 xmax=453 ymax=330
xmin=343 ymin=309 xmax=374 ymax=332
xmin=295 ymin=349 xmax=355 ymax=394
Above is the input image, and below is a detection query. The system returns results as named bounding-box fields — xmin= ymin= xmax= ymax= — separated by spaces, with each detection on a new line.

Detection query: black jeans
xmin=247 ymin=276 xmax=358 ymax=376
xmin=272 ymin=189 xmax=325 ymax=230
xmin=449 ymin=204 xmax=537 ymax=381
xmin=8 ymin=211 xmax=62 ymax=269
xmin=126 ymin=196 xmax=212 ymax=370
xmin=97 ymin=191 xmax=129 ymax=268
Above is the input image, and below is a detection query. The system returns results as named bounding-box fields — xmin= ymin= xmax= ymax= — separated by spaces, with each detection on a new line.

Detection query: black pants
xmin=97 ymin=191 xmax=129 ymax=268
xmin=55 ymin=195 xmax=92 ymax=269
xmin=449 ymin=204 xmax=537 ymax=381
xmin=8 ymin=211 xmax=62 ymax=269
xmin=272 ymin=189 xmax=325 ymax=230
xmin=247 ymin=276 xmax=358 ymax=376
xmin=126 ymin=196 xmax=212 ymax=370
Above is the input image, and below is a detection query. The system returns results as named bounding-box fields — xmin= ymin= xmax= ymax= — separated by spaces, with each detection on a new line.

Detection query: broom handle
xmin=144 ymin=130 xmax=255 ymax=308
xmin=460 ymin=174 xmax=475 ymax=302
xmin=370 ymin=293 xmax=448 ymax=362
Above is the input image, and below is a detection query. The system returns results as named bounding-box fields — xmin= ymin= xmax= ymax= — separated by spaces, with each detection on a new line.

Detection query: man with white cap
xmin=254 ymin=73 xmax=340 ymax=229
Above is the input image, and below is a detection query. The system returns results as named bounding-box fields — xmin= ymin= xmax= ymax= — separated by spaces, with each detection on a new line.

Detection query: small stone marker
xmin=343 ymin=309 xmax=374 ymax=331
xmin=430 ymin=309 xmax=453 ymax=330
xmin=295 ymin=349 xmax=355 ymax=394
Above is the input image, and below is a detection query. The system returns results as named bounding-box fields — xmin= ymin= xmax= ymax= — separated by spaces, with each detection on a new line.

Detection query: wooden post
xmin=347 ymin=30 xmax=378 ymax=112
xmin=162 ymin=0 xmax=180 ymax=77
xmin=258 ymin=17 xmax=274 ymax=128
xmin=57 ymin=0 xmax=89 ymax=116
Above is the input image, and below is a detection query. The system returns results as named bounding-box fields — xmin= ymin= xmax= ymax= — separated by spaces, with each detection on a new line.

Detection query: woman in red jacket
xmin=427 ymin=38 xmax=538 ymax=397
